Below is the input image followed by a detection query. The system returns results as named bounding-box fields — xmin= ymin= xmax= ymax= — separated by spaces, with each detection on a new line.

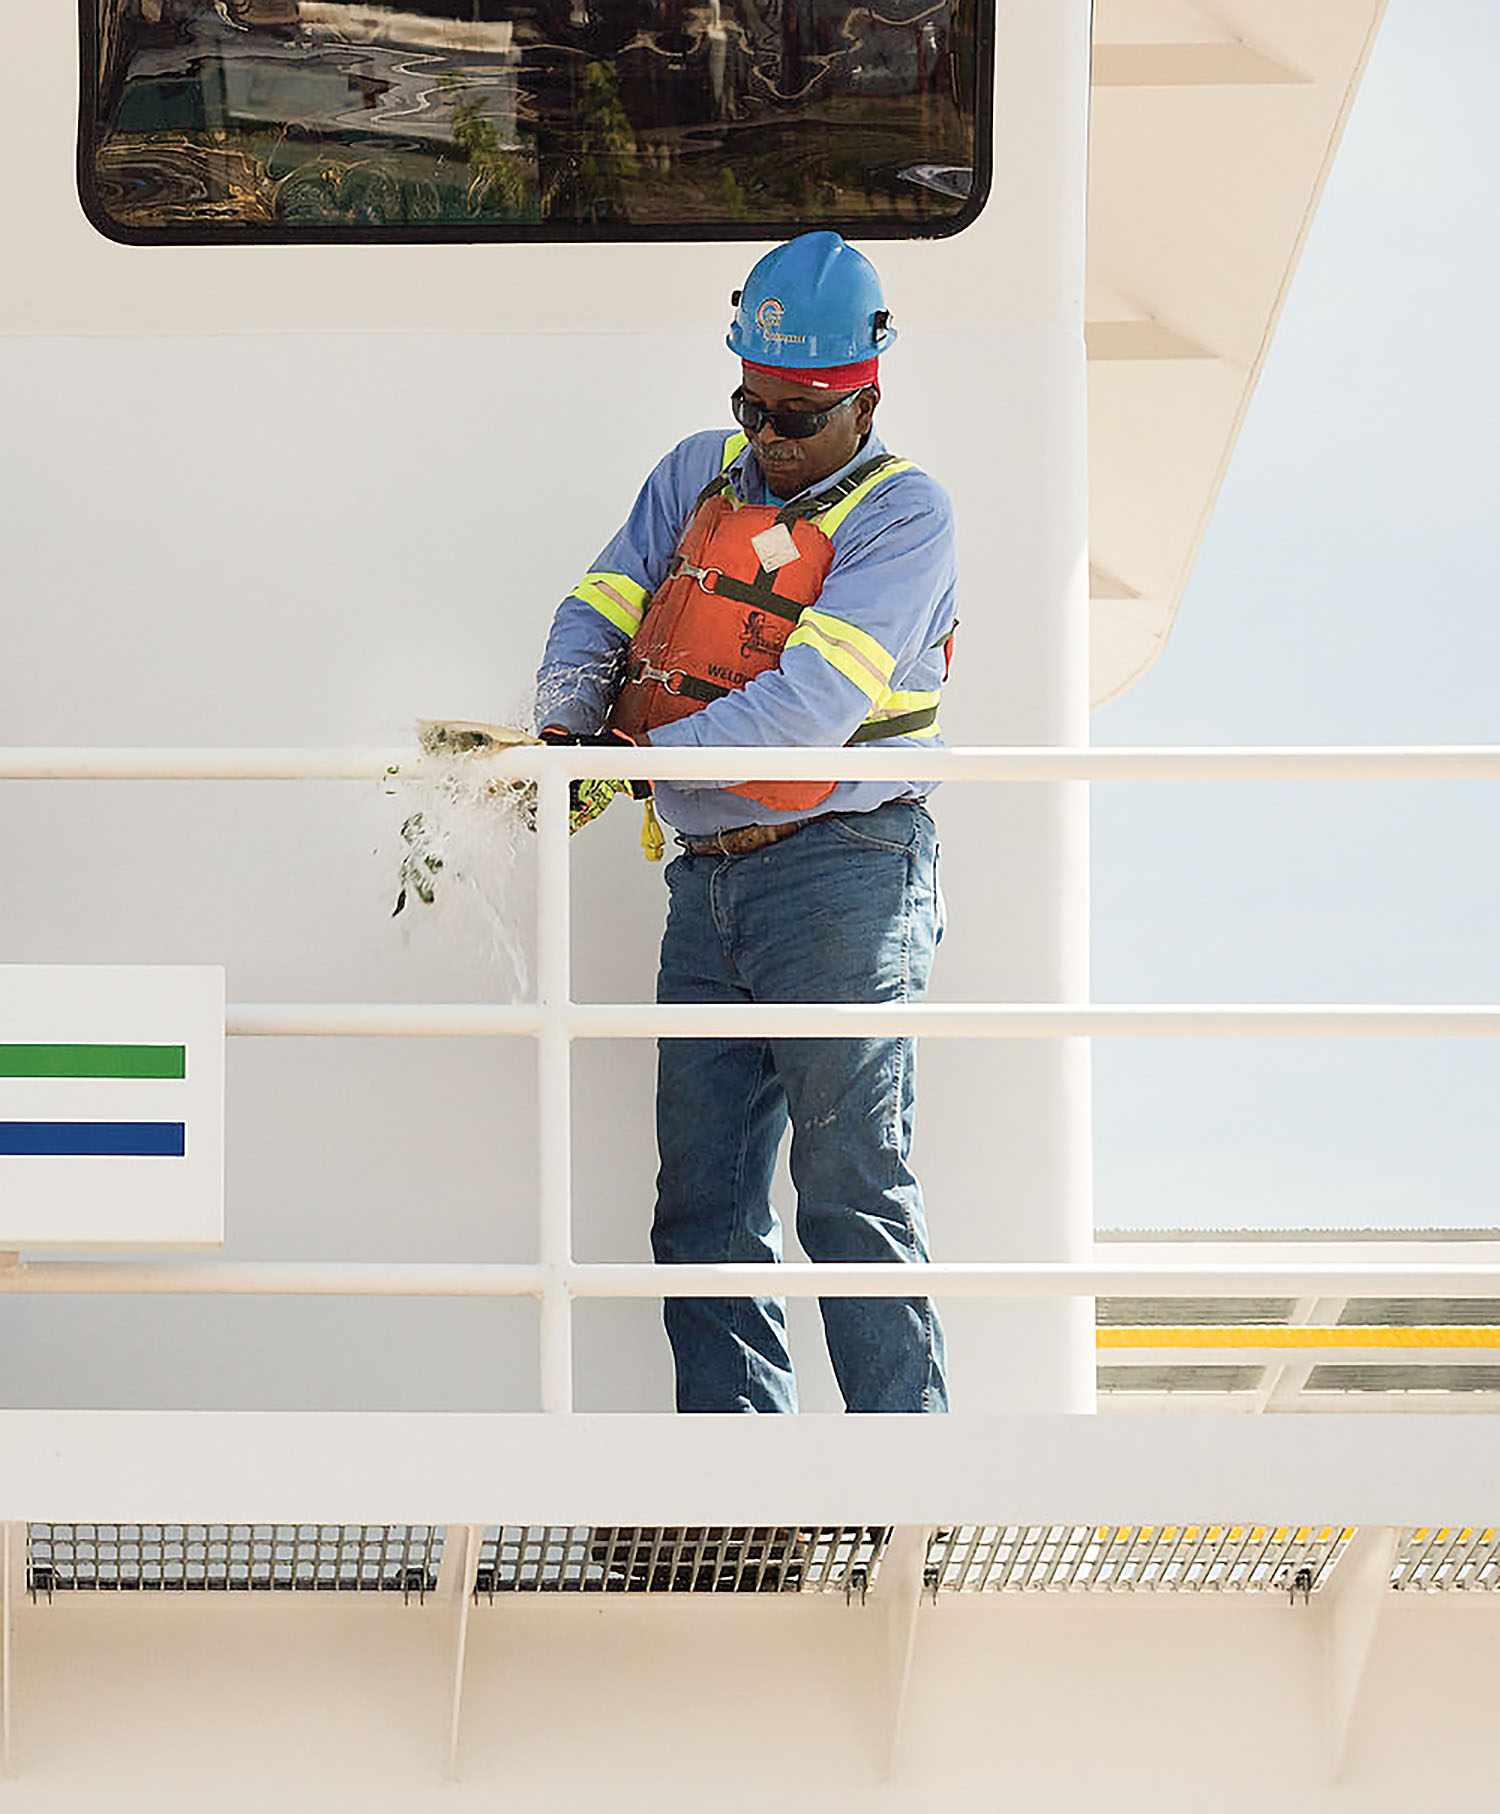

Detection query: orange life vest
xmin=608 ymin=452 xmax=913 ymax=813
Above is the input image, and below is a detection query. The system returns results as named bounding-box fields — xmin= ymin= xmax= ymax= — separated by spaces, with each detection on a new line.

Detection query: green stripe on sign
xmin=0 ymin=1044 xmax=186 ymax=1080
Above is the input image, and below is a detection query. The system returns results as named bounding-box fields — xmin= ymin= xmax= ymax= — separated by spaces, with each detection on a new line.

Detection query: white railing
xmin=5 ymin=742 xmax=1500 ymax=1411
xmin=4 ymin=745 xmax=1500 ymax=782
xmin=3 ymin=1258 xmax=1499 ymax=1299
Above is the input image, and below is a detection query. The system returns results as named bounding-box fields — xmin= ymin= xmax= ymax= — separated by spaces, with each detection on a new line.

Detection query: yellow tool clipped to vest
xmin=640 ymin=797 xmax=665 ymax=862
xmin=536 ymin=724 xmax=662 ymax=853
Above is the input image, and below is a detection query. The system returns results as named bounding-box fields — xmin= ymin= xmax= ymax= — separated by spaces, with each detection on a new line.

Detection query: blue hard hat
xmin=726 ymin=232 xmax=897 ymax=370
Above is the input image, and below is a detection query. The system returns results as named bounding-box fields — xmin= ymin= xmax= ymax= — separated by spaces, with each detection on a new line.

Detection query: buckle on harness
xmin=634 ymin=659 xmax=688 ymax=696
xmin=679 ymin=561 xmax=723 ymax=596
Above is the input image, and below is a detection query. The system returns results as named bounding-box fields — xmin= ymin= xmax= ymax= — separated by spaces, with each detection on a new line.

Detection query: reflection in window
xmin=81 ymin=0 xmax=986 ymax=238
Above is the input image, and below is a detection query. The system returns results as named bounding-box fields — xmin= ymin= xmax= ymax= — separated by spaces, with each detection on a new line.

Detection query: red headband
xmin=743 ymin=358 xmax=881 ymax=394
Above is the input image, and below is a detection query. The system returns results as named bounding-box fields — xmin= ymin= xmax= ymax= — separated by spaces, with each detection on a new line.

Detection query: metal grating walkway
xmin=472 ymin=1525 xmax=887 ymax=1595
xmin=26 ymin=1524 xmax=443 ymax=1598
xmin=1391 ymin=1526 xmax=1500 ymax=1592
xmin=23 ymin=1523 xmax=1500 ymax=1599
xmin=924 ymin=1524 xmax=1354 ymax=1594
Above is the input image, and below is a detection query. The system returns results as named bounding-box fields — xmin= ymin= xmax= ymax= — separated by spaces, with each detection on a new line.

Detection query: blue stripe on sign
xmin=0 ymin=1122 xmax=186 ymax=1157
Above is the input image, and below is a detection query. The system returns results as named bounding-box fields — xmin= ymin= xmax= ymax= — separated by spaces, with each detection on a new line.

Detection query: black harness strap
xmin=774 ymin=454 xmax=902 ymax=527
xmin=626 ymin=661 xmax=729 ymax=706
xmin=844 ymin=614 xmax=954 ymax=744
xmin=846 ymin=705 xmax=938 ymax=745
xmin=707 ymin=571 xmax=803 ymax=620
xmin=692 ymin=472 xmax=736 ymax=511
xmin=737 ymin=454 xmax=904 ymax=617
xmin=676 ymin=455 xmax=906 ymax=617
xmin=660 ymin=556 xmax=804 ymax=622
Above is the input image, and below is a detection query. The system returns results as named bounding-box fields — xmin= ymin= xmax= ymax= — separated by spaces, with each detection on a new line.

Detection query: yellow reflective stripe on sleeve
xmin=571 ymin=571 xmax=650 ymax=637
xmin=853 ymin=687 xmax=942 ymax=741
xmin=861 ymin=688 xmax=942 ymax=735
xmin=814 ymin=459 xmax=918 ymax=537
xmin=784 ymin=607 xmax=898 ymax=703
xmin=721 ymin=431 xmax=749 ymax=470
xmin=867 ymin=687 xmax=941 ymax=717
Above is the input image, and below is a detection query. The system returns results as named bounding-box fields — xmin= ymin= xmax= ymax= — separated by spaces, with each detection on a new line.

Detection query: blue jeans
xmin=651 ymin=798 xmax=948 ymax=1414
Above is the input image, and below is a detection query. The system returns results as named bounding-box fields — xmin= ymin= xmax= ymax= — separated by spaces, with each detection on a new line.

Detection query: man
xmin=535 ymin=231 xmax=956 ymax=1413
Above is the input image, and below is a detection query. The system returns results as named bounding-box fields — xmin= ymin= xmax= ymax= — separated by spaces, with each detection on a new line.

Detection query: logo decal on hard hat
xmin=753 ymin=294 xmax=804 ymax=345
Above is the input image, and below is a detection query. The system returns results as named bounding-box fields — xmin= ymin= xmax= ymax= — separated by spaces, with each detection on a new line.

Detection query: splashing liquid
xmin=384 ymin=721 xmax=538 ymax=995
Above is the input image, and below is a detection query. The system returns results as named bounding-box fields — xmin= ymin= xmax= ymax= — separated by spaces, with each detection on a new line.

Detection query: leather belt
xmin=680 ymin=819 xmax=812 ymax=858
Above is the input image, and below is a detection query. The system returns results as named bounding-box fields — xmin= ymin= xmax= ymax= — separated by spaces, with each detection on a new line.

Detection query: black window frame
xmin=76 ymin=0 xmax=994 ymax=246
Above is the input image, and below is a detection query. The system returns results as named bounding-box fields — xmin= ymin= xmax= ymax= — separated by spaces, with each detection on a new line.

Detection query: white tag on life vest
xmin=750 ymin=523 xmax=800 ymax=573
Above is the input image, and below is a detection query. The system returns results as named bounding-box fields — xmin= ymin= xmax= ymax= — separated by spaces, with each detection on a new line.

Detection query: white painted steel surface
xmin=2 ymin=0 xmax=1393 ymax=716
xmin=1 ymin=1522 xmax=11 ymax=1777
xmin=6 ymin=744 xmax=1500 ymax=781
xmin=0 ymin=0 xmax=1106 ymax=1418
xmin=222 ymin=1002 xmax=1500 ymax=1039
xmin=1085 ymin=0 xmax=1389 ymax=704
xmin=0 ymin=1585 xmax=1494 ymax=1811
xmin=3 ymin=1258 xmax=1499 ymax=1300
xmin=1323 ymin=1525 xmax=1400 ymax=1778
xmin=228 ymin=1004 xmax=545 ymax=1037
xmin=533 ymin=766 xmax=574 ymax=1414
xmin=2 ymin=1412 xmax=1496 ymax=1526
xmin=562 ymin=1003 xmax=1500 ymax=1039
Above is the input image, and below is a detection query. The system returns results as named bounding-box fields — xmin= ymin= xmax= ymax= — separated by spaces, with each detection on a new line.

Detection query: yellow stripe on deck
xmin=1098 ymin=1325 xmax=1500 ymax=1351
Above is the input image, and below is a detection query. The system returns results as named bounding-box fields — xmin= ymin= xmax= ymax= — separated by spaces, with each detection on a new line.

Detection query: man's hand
xmin=537 ymin=726 xmax=651 ymax=832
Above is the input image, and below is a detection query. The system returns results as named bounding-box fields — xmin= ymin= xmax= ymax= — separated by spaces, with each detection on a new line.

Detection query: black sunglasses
xmin=731 ymin=385 xmax=865 ymax=440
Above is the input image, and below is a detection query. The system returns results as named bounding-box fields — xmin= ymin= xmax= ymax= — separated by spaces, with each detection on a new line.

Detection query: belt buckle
xmin=684 ymin=820 xmax=804 ymax=858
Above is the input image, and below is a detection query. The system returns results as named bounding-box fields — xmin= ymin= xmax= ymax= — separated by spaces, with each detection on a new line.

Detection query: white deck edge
xmin=3 ymin=1413 xmax=1496 ymax=1527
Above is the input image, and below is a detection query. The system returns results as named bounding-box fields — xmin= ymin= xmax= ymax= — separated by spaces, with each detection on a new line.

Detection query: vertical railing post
xmin=925 ymin=0 xmax=1096 ymax=1412
xmin=534 ymin=760 xmax=574 ymax=1412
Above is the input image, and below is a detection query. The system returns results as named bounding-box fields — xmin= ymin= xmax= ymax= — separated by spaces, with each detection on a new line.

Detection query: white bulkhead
xmin=2 ymin=0 xmax=1094 ymax=1416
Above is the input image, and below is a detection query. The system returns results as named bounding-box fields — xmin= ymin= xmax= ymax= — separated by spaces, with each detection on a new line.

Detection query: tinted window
xmin=80 ymin=0 xmax=988 ymax=242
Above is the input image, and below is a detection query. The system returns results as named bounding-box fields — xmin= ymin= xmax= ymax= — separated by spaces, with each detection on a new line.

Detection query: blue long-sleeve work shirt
xmin=534 ymin=426 xmax=958 ymax=837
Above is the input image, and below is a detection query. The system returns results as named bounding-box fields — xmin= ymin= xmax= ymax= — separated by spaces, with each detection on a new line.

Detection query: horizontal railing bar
xmin=564 ymin=1003 xmax=1500 ymax=1040
xmin=224 ymin=1003 xmax=1500 ymax=1040
xmin=0 ymin=1263 xmax=546 ymax=1296
xmin=4 ymin=746 xmax=1500 ymax=784
xmin=0 ymin=749 xmax=410 ymax=781
xmin=229 ymin=1004 xmax=544 ymax=1037
xmin=567 ymin=1264 xmax=1500 ymax=1299
xmin=2 ymin=1262 xmax=1499 ymax=1299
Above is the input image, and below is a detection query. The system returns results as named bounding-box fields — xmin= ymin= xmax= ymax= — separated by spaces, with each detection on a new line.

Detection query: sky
xmin=1089 ymin=0 xmax=1500 ymax=1233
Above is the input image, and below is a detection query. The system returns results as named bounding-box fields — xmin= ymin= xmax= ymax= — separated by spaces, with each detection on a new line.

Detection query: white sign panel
xmin=0 ymin=967 xmax=224 ymax=1247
